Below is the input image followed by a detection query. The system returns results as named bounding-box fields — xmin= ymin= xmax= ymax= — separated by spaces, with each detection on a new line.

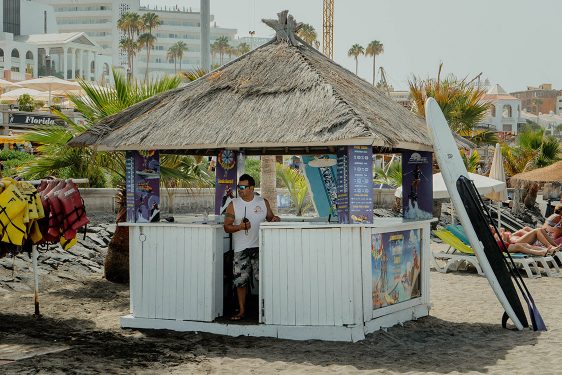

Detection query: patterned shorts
xmin=233 ymin=247 xmax=259 ymax=288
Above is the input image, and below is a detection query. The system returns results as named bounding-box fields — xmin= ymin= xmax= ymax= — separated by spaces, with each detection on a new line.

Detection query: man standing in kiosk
xmin=223 ymin=174 xmax=280 ymax=320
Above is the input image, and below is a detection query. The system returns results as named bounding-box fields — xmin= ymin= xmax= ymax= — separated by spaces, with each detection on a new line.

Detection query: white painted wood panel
xmin=128 ymin=224 xmax=223 ymax=322
xmin=261 ymin=226 xmax=361 ymax=327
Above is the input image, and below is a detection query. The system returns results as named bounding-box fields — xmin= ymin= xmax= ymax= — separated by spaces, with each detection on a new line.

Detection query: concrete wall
xmin=80 ymin=187 xmax=399 ymax=214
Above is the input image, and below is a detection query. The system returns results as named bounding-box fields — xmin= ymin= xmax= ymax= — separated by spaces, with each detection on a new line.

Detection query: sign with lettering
xmin=336 ymin=146 xmax=373 ymax=224
xmin=215 ymin=149 xmax=238 ymax=215
xmin=9 ymin=113 xmax=65 ymax=126
xmin=125 ymin=150 xmax=161 ymax=223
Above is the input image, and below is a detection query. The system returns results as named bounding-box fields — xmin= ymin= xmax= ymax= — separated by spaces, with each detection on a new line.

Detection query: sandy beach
xmin=1 ymin=241 xmax=561 ymax=374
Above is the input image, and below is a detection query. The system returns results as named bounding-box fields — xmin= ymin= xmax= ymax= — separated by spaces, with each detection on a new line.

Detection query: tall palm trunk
xmin=355 ymin=57 xmax=358 ymax=75
xmin=372 ymin=55 xmax=376 ymax=85
xmin=145 ymin=43 xmax=151 ymax=82
xmin=104 ymin=188 xmax=130 ymax=283
xmin=260 ymin=155 xmax=277 ymax=212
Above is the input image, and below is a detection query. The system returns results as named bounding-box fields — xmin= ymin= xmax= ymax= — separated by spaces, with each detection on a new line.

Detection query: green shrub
xmin=0 ymin=150 xmax=34 ymax=177
xmin=244 ymin=158 xmax=261 ymax=187
xmin=17 ymin=94 xmax=35 ymax=112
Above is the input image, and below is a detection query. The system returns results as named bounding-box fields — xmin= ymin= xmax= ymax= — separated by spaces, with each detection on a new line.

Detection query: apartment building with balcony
xmin=40 ymin=0 xmax=237 ymax=79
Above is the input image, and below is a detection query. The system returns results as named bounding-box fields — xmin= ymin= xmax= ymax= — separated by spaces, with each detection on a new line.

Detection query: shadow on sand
xmin=0 ymin=311 xmax=541 ymax=374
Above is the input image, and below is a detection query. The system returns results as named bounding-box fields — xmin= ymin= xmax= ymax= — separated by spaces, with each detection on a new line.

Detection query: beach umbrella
xmin=395 ymin=172 xmax=506 ymax=225
xmin=18 ymin=76 xmax=80 ymax=107
xmin=0 ymin=78 xmax=20 ymax=91
xmin=0 ymin=87 xmax=50 ymax=102
xmin=486 ymin=143 xmax=508 ymax=228
xmin=395 ymin=172 xmax=506 ymax=199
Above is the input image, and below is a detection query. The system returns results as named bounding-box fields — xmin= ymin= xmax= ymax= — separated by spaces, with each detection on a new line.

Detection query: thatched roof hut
xmin=510 ymin=161 xmax=562 ymax=186
xmin=70 ymin=11 xmax=432 ymax=155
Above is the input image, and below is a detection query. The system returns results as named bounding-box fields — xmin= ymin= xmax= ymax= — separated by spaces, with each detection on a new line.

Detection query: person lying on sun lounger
xmin=490 ymin=225 xmax=561 ymax=256
xmin=542 ymin=204 xmax=562 ymax=245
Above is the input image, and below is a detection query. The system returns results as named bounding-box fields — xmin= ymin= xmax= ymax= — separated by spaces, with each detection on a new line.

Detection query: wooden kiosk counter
xmin=120 ymin=218 xmax=432 ymax=341
xmin=69 ymin=11 xmax=436 ymax=342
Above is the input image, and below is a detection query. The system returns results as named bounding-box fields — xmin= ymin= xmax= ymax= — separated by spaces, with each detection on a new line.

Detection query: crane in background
xmin=322 ymin=0 xmax=334 ymax=59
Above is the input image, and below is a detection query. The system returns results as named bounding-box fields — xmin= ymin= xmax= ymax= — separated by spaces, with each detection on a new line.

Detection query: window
xmin=3 ymin=0 xmax=21 ymax=36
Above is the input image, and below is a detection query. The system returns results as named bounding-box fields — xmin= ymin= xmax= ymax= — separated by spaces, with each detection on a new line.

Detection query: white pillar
xmin=19 ymin=52 xmax=26 ymax=79
xmin=63 ymin=48 xmax=68 ymax=79
xmin=79 ymin=49 xmax=83 ymax=79
xmin=33 ymin=49 xmax=38 ymax=78
xmin=71 ymin=48 xmax=76 ymax=79
xmin=200 ymin=0 xmax=211 ymax=71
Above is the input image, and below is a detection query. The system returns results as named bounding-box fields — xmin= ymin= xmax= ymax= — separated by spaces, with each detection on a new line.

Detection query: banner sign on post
xmin=337 ymin=146 xmax=374 ymax=224
xmin=125 ymin=150 xmax=161 ymax=222
xmin=302 ymin=155 xmax=338 ymax=220
xmin=9 ymin=113 xmax=65 ymax=126
xmin=401 ymin=151 xmax=433 ymax=220
xmin=215 ymin=149 xmax=238 ymax=215
xmin=371 ymin=229 xmax=421 ymax=309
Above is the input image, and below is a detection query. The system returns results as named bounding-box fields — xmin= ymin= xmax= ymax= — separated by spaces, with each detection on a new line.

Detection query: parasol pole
xmin=32 ymin=245 xmax=41 ymax=317
xmin=497 ymin=201 xmax=502 ymax=230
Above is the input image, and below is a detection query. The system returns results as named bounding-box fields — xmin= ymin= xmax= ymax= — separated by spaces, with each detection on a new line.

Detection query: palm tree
xmin=260 ymin=156 xmax=277 ymax=212
xmin=409 ymin=64 xmax=490 ymax=134
xmin=117 ymin=12 xmax=143 ymax=79
xmin=276 ymin=163 xmax=311 ymax=216
xmin=297 ymin=23 xmax=318 ymax=46
xmin=171 ymin=41 xmax=188 ymax=71
xmin=140 ymin=12 xmax=162 ymax=81
xmin=212 ymin=36 xmax=230 ymax=65
xmin=365 ymin=40 xmax=384 ymax=85
xmin=138 ymin=33 xmax=157 ymax=82
xmin=348 ymin=44 xmax=364 ymax=75
xmin=237 ymin=42 xmax=251 ymax=55
xmin=18 ymin=70 xmax=212 ymax=283
xmin=167 ymin=45 xmax=177 ymax=73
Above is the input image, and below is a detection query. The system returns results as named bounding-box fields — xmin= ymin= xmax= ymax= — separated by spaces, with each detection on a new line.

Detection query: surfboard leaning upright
xmin=425 ymin=98 xmax=527 ymax=330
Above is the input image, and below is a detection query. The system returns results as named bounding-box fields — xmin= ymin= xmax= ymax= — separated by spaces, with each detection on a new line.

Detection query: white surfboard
xmin=425 ymin=98 xmax=526 ymax=330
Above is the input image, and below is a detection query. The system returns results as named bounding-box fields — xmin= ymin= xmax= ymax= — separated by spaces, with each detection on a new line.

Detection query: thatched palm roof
xmin=510 ymin=161 xmax=562 ymax=185
xmin=70 ymin=11 xmax=432 ymax=155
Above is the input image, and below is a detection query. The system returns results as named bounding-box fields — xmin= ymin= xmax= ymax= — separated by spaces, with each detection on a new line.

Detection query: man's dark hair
xmin=239 ymin=174 xmax=256 ymax=187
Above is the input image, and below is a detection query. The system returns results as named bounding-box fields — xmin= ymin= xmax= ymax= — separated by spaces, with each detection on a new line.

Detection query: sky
xmin=142 ymin=0 xmax=560 ymax=92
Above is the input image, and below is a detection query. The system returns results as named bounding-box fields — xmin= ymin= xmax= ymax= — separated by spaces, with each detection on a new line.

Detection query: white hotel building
xmin=39 ymin=0 xmax=238 ymax=79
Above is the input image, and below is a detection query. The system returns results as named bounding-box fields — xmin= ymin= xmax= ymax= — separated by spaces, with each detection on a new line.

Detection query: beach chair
xmin=432 ymin=229 xmax=484 ymax=275
xmin=433 ymin=229 xmax=542 ymax=278
xmin=447 ymin=224 xmax=557 ymax=278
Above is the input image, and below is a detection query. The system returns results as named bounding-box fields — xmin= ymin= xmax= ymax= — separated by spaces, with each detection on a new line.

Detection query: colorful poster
xmin=401 ymin=151 xmax=433 ymax=220
xmin=336 ymin=146 xmax=373 ymax=224
xmin=125 ymin=150 xmax=161 ymax=223
xmin=371 ymin=229 xmax=421 ymax=309
xmin=215 ymin=149 xmax=238 ymax=215
xmin=302 ymin=155 xmax=338 ymax=220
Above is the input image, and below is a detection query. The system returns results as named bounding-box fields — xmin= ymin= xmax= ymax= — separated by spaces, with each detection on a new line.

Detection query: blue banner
xmin=302 ymin=155 xmax=338 ymax=219
xmin=401 ymin=151 xmax=433 ymax=220
xmin=126 ymin=150 xmax=161 ymax=223
xmin=337 ymin=146 xmax=373 ymax=224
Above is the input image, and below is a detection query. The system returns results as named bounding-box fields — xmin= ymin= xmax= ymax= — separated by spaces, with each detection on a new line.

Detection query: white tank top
xmin=232 ymin=195 xmax=267 ymax=252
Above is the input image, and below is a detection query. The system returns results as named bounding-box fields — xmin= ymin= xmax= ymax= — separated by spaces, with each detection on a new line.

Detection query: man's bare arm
xmin=264 ymin=199 xmax=280 ymax=222
xmin=223 ymin=202 xmax=246 ymax=233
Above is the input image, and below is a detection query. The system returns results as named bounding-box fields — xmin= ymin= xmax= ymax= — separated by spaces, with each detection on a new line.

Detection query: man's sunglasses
xmin=237 ymin=185 xmax=251 ymax=190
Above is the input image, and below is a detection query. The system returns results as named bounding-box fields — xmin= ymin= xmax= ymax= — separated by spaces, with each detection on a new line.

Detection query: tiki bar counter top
xmin=70 ymin=11 xmax=435 ymax=342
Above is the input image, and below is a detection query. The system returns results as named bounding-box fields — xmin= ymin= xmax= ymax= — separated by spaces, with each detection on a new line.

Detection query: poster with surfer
xmin=371 ymin=229 xmax=421 ymax=309
xmin=125 ymin=150 xmax=161 ymax=223
xmin=401 ymin=151 xmax=432 ymax=220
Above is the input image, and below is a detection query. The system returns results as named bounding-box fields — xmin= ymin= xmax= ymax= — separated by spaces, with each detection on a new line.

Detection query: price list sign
xmin=125 ymin=152 xmax=136 ymax=222
xmin=336 ymin=147 xmax=350 ymax=223
xmin=337 ymin=146 xmax=373 ymax=224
